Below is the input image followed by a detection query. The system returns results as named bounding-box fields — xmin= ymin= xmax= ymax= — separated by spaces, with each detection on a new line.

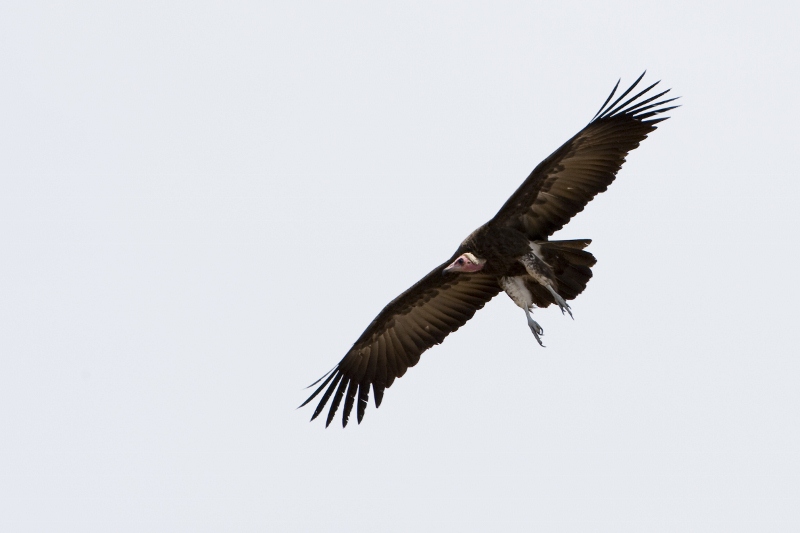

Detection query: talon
xmin=525 ymin=309 xmax=545 ymax=347
xmin=558 ymin=299 xmax=573 ymax=320
xmin=547 ymin=286 xmax=573 ymax=319
xmin=530 ymin=327 xmax=545 ymax=347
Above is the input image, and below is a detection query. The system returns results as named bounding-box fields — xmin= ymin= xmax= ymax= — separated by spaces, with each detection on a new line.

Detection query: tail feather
xmin=537 ymin=239 xmax=596 ymax=302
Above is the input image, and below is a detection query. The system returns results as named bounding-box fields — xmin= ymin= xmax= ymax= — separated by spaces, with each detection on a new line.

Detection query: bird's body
xmin=301 ymin=73 xmax=677 ymax=427
xmin=460 ymin=224 xmax=531 ymax=276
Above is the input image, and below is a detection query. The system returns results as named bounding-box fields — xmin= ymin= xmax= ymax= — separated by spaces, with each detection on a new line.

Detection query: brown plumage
xmin=300 ymin=73 xmax=678 ymax=427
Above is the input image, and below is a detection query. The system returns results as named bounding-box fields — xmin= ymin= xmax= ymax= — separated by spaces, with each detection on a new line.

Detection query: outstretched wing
xmin=491 ymin=72 xmax=678 ymax=239
xmin=300 ymin=255 xmax=501 ymax=427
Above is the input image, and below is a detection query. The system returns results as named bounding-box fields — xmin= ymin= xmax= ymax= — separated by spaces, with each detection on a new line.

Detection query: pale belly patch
xmin=500 ymin=276 xmax=533 ymax=310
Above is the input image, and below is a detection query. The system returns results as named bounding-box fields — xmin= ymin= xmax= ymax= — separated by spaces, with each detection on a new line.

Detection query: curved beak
xmin=443 ymin=254 xmax=485 ymax=274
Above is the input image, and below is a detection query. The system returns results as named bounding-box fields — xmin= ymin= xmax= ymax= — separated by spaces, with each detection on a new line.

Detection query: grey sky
xmin=1 ymin=1 xmax=798 ymax=531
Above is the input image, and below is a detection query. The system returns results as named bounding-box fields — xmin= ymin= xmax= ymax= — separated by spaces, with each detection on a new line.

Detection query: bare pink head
xmin=443 ymin=253 xmax=486 ymax=273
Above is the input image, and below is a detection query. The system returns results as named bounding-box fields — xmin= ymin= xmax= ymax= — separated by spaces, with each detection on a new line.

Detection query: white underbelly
xmin=500 ymin=276 xmax=532 ymax=310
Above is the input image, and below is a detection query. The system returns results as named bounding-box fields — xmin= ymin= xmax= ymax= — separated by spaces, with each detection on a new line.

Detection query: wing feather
xmin=300 ymin=369 xmax=336 ymax=411
xmin=373 ymin=383 xmax=385 ymax=408
xmin=342 ymin=379 xmax=359 ymax=427
xmin=357 ymin=382 xmax=370 ymax=424
xmin=325 ymin=376 xmax=349 ymax=427
xmin=491 ymin=74 xmax=677 ymax=238
xmin=302 ymin=256 xmax=500 ymax=426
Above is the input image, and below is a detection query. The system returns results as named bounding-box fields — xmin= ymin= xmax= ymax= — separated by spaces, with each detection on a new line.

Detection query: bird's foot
xmin=526 ymin=311 xmax=545 ymax=347
xmin=547 ymin=286 xmax=573 ymax=319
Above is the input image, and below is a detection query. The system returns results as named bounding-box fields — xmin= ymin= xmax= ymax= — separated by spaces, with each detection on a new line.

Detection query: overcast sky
xmin=2 ymin=1 xmax=799 ymax=531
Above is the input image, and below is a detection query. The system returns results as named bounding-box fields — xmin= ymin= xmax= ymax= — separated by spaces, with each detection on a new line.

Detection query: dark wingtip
xmin=637 ymin=104 xmax=681 ymax=121
xmin=596 ymin=71 xmax=647 ymax=121
xmin=592 ymin=78 xmax=620 ymax=121
xmin=356 ymin=383 xmax=370 ymax=424
xmin=325 ymin=378 xmax=348 ymax=427
xmin=299 ymin=369 xmax=338 ymax=410
xmin=341 ymin=380 xmax=358 ymax=428
xmin=591 ymin=73 xmax=679 ymax=124
xmin=373 ymin=383 xmax=385 ymax=408
xmin=309 ymin=372 xmax=343 ymax=425
xmin=304 ymin=366 xmax=336 ymax=389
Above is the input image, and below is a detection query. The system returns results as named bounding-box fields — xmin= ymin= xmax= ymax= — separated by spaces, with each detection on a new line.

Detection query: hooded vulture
xmin=301 ymin=73 xmax=677 ymax=427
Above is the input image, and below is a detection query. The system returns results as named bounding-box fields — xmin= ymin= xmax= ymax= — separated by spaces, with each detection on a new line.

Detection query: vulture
xmin=301 ymin=73 xmax=677 ymax=427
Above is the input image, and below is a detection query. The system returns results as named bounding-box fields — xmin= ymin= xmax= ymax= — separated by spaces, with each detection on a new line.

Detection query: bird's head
xmin=443 ymin=252 xmax=486 ymax=274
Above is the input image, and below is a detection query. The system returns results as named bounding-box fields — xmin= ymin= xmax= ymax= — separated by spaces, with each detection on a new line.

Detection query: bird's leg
xmin=545 ymin=285 xmax=573 ymax=319
xmin=524 ymin=308 xmax=545 ymax=347
xmin=520 ymin=249 xmax=573 ymax=319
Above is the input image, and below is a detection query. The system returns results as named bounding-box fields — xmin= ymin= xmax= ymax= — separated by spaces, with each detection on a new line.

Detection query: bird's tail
xmin=537 ymin=239 xmax=596 ymax=301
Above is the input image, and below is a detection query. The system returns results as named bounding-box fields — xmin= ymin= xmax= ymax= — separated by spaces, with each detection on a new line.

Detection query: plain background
xmin=2 ymin=1 xmax=798 ymax=531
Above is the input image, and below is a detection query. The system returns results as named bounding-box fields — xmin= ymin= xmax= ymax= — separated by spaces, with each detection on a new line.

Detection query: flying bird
xmin=301 ymin=73 xmax=677 ymax=427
